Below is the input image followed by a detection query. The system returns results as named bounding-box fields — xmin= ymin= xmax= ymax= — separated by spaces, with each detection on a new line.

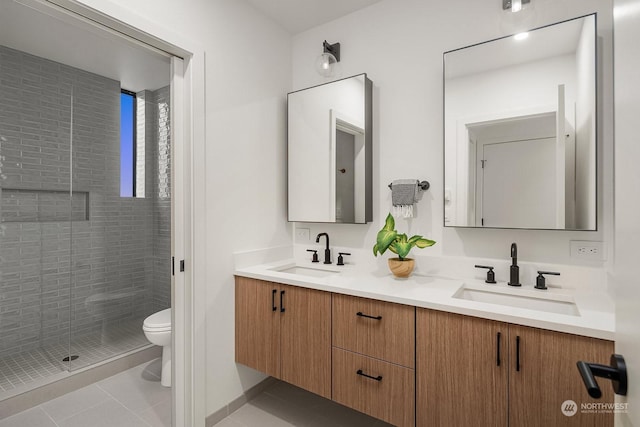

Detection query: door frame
xmin=454 ymin=104 xmax=557 ymax=226
xmin=31 ymin=1 xmax=207 ymax=425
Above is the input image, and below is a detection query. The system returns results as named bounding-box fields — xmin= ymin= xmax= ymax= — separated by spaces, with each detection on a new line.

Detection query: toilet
xmin=143 ymin=308 xmax=172 ymax=387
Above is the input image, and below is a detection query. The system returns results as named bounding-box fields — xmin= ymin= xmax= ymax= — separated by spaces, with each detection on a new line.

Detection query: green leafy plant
xmin=373 ymin=213 xmax=435 ymax=260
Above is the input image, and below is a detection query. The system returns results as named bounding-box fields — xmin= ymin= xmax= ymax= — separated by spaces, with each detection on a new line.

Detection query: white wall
xmin=292 ymin=0 xmax=613 ymax=267
xmin=75 ymin=0 xmax=294 ymax=417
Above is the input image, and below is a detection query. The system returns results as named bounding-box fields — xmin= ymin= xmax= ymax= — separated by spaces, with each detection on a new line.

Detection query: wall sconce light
xmin=503 ymin=0 xmax=530 ymax=12
xmin=500 ymin=0 xmax=535 ymax=35
xmin=315 ymin=40 xmax=341 ymax=77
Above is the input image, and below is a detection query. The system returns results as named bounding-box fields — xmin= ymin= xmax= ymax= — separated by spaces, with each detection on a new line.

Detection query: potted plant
xmin=373 ymin=213 xmax=436 ymax=278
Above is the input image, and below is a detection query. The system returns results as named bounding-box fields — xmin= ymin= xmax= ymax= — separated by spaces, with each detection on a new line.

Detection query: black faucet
xmin=316 ymin=233 xmax=331 ymax=264
xmin=508 ymin=243 xmax=521 ymax=287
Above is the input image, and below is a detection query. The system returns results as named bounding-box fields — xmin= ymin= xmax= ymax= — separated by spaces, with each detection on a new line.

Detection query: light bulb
xmin=511 ymin=0 xmax=522 ymax=12
xmin=314 ymin=52 xmax=337 ymax=77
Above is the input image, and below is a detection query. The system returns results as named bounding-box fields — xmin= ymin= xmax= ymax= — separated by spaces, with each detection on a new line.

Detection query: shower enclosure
xmin=0 ymin=1 xmax=172 ymax=398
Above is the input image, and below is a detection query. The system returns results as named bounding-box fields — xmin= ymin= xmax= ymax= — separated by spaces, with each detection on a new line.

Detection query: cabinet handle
xmin=356 ymin=369 xmax=383 ymax=382
xmin=516 ymin=335 xmax=521 ymax=372
xmin=496 ymin=332 xmax=501 ymax=367
xmin=356 ymin=312 xmax=382 ymax=320
xmin=280 ymin=290 xmax=285 ymax=313
xmin=271 ymin=289 xmax=277 ymax=311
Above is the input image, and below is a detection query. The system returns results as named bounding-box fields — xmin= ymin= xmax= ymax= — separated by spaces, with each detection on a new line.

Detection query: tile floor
xmin=214 ymin=380 xmax=393 ymax=427
xmin=0 ymin=358 xmax=170 ymax=427
xmin=2 ymin=362 xmax=394 ymax=427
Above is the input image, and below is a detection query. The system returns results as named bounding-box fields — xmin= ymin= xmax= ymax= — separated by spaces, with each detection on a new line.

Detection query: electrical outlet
xmin=570 ymin=241 xmax=606 ymax=261
xmin=295 ymin=227 xmax=310 ymax=242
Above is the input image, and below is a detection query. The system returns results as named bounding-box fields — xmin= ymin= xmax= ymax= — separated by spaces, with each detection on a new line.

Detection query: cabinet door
xmin=509 ymin=325 xmax=614 ymax=427
xmin=416 ymin=309 xmax=508 ymax=427
xmin=235 ymin=277 xmax=280 ymax=377
xmin=333 ymin=294 xmax=415 ymax=368
xmin=279 ymin=284 xmax=331 ymax=399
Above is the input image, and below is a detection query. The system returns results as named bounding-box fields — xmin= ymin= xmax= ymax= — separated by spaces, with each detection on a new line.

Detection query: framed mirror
xmin=443 ymin=14 xmax=597 ymax=230
xmin=288 ymin=74 xmax=373 ymax=223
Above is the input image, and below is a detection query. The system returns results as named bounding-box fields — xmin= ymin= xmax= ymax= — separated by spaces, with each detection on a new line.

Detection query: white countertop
xmin=234 ymin=258 xmax=615 ymax=340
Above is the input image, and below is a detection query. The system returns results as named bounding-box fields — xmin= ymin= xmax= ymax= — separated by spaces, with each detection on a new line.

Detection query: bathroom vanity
xmin=235 ymin=260 xmax=614 ymax=427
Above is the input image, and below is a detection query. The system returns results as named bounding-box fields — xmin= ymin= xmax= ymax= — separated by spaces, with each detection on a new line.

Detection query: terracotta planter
xmin=388 ymin=258 xmax=415 ymax=278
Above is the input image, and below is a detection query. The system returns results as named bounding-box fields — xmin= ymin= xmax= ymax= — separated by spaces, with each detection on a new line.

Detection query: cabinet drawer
xmin=332 ymin=347 xmax=414 ymax=427
xmin=333 ymin=293 xmax=415 ymax=367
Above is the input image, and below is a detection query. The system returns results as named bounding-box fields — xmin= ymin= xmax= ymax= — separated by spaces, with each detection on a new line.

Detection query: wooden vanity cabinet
xmin=236 ymin=276 xmax=614 ymax=427
xmin=508 ymin=324 xmax=614 ymax=427
xmin=332 ymin=294 xmax=415 ymax=427
xmin=235 ymin=277 xmax=331 ymax=399
xmin=416 ymin=309 xmax=508 ymax=427
xmin=416 ymin=309 xmax=614 ymax=427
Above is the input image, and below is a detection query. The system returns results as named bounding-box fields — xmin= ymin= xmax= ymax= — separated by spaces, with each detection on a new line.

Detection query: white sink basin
xmin=453 ymin=286 xmax=580 ymax=316
xmin=271 ymin=265 xmax=340 ymax=278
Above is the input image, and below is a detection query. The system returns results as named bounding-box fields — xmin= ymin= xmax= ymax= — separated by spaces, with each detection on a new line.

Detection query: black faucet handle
xmin=337 ymin=252 xmax=351 ymax=266
xmin=475 ymin=265 xmax=497 ymax=284
xmin=306 ymin=249 xmax=319 ymax=263
xmin=535 ymin=271 xmax=560 ymax=290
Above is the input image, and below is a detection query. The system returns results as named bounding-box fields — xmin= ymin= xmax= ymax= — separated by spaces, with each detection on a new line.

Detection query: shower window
xmin=120 ymin=90 xmax=136 ymax=198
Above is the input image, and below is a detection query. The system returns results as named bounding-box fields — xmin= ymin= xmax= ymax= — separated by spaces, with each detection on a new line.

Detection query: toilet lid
xmin=144 ymin=308 xmax=171 ymax=329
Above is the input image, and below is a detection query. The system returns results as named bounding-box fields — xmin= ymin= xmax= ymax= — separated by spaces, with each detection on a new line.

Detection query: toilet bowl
xmin=143 ymin=308 xmax=172 ymax=387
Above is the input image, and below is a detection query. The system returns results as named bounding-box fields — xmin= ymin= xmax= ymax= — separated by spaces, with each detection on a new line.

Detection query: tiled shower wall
xmin=0 ymin=45 xmax=171 ymax=358
xmin=137 ymin=87 xmax=172 ymax=313
xmin=152 ymin=86 xmax=171 ymax=311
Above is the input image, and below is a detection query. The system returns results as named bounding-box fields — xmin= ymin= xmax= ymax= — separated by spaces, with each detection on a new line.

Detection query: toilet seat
xmin=143 ymin=325 xmax=171 ymax=333
xmin=143 ymin=308 xmax=171 ymax=330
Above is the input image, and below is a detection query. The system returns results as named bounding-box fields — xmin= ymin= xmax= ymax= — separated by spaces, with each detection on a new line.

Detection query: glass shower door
xmin=0 ymin=44 xmax=74 ymax=392
xmin=67 ymin=67 xmax=172 ymax=371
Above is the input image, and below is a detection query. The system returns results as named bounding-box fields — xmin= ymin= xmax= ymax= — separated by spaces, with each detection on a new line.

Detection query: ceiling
xmin=244 ymin=0 xmax=384 ymax=34
xmin=0 ymin=1 xmax=170 ymax=92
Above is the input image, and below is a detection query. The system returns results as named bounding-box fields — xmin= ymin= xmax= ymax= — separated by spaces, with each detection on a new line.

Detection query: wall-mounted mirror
xmin=288 ymin=74 xmax=372 ymax=223
xmin=444 ymin=14 xmax=597 ymax=230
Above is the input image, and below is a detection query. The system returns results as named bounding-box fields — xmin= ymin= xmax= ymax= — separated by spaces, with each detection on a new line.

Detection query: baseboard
xmin=0 ymin=345 xmax=161 ymax=420
xmin=205 ymin=377 xmax=277 ymax=427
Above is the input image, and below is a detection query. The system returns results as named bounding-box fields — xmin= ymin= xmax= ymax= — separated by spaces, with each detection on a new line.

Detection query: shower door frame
xmin=23 ymin=0 xmax=207 ymax=426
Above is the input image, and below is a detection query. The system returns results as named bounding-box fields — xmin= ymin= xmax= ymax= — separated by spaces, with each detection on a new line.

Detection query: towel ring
xmin=388 ymin=180 xmax=430 ymax=191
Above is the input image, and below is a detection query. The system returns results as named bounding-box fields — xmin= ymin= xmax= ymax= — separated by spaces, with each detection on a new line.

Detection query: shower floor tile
xmin=0 ymin=317 xmax=150 ymax=396
xmin=0 ymin=349 xmax=63 ymax=394
xmin=47 ymin=317 xmax=151 ymax=371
